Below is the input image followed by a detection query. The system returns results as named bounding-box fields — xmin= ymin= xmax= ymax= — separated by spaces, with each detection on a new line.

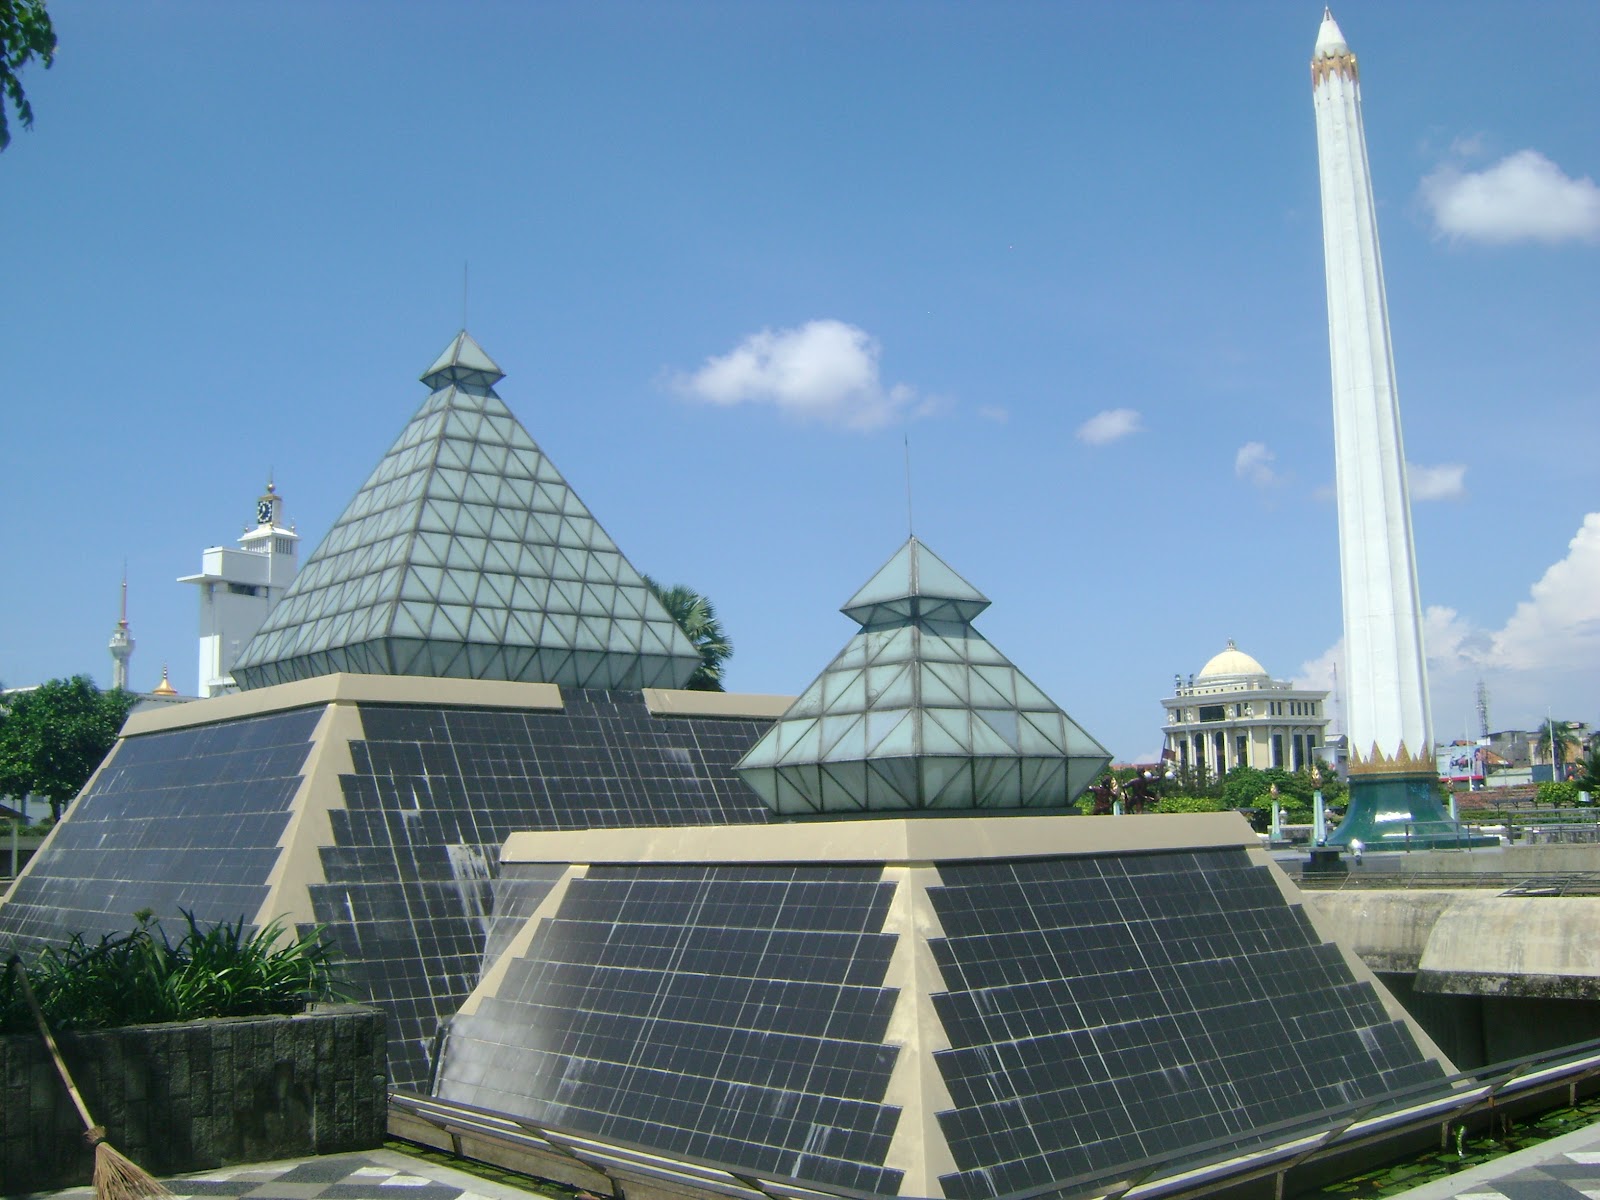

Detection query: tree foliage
xmin=0 ymin=0 xmax=56 ymax=151
xmin=642 ymin=575 xmax=733 ymax=692
xmin=0 ymin=676 xmax=136 ymax=820
xmin=1535 ymin=719 xmax=1583 ymax=775
xmin=1537 ymin=780 xmax=1580 ymax=809
xmin=1578 ymin=747 xmax=1600 ymax=791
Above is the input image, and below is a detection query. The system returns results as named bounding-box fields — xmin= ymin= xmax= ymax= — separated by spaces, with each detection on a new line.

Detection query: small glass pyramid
xmin=232 ymin=332 xmax=703 ymax=691
xmin=737 ymin=537 xmax=1110 ymax=814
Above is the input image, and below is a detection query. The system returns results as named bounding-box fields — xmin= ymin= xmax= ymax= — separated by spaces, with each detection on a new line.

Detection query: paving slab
xmin=1391 ymin=1121 xmax=1600 ymax=1200
xmin=23 ymin=1148 xmax=547 ymax=1200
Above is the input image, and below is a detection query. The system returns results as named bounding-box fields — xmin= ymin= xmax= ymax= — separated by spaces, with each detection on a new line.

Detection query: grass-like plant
xmin=1 ymin=910 xmax=345 ymax=1034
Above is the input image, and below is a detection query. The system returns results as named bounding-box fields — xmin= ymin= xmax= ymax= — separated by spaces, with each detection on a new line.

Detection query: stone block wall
xmin=0 ymin=1005 xmax=386 ymax=1193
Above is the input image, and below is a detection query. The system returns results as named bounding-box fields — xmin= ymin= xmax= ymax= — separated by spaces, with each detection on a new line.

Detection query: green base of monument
xmin=1326 ymin=771 xmax=1499 ymax=850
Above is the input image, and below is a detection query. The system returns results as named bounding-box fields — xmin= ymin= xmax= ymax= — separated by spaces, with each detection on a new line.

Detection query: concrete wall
xmin=1306 ymin=891 xmax=1600 ymax=994
xmin=1306 ymin=887 xmax=1600 ymax=1067
xmin=0 ymin=1005 xmax=386 ymax=1193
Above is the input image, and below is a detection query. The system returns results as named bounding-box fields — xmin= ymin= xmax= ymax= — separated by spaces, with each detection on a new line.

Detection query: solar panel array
xmin=308 ymin=691 xmax=773 ymax=1087
xmin=442 ymin=842 xmax=1451 ymax=1199
xmin=0 ymin=708 xmax=320 ymax=949
xmin=926 ymin=849 xmax=1448 ymax=1198
xmin=438 ymin=863 xmax=905 ymax=1194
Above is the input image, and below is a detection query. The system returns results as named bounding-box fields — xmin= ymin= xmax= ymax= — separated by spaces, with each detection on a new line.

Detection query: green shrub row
xmin=2 ymin=910 xmax=345 ymax=1034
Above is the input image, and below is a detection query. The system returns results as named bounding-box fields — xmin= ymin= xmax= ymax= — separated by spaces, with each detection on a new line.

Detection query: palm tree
xmin=1576 ymin=745 xmax=1600 ymax=792
xmin=1535 ymin=718 xmax=1582 ymax=779
xmin=642 ymin=575 xmax=733 ymax=692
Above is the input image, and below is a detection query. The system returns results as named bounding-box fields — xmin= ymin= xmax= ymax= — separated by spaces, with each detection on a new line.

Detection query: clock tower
xmin=178 ymin=480 xmax=300 ymax=697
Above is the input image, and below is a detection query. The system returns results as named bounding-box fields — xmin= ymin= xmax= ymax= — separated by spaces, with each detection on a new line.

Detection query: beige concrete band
xmin=124 ymin=673 xmax=566 ymax=735
xmin=501 ymin=811 xmax=1259 ymax=867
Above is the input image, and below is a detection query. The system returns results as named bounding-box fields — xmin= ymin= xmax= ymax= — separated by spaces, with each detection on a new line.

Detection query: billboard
xmin=1437 ymin=745 xmax=1486 ymax=783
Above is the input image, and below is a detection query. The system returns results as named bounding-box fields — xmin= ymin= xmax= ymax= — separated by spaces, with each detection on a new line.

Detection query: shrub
xmin=1155 ymin=795 xmax=1229 ymax=814
xmin=1538 ymin=780 xmax=1581 ymax=808
xmin=1 ymin=910 xmax=344 ymax=1034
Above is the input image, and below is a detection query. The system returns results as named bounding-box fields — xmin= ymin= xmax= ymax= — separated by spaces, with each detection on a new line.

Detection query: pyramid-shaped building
xmin=233 ymin=332 xmax=702 ymax=691
xmin=0 ymin=333 xmax=782 ymax=1089
xmin=433 ymin=536 xmax=1462 ymax=1200
xmin=738 ymin=537 xmax=1110 ymax=813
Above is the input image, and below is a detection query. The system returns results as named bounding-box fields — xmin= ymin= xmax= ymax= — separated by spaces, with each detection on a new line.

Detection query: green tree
xmin=1577 ymin=746 xmax=1600 ymax=793
xmin=642 ymin=576 xmax=733 ymax=692
xmin=0 ymin=676 xmax=135 ymax=820
xmin=1535 ymin=718 xmax=1582 ymax=778
xmin=1538 ymin=780 xmax=1580 ymax=809
xmin=1 ymin=0 xmax=56 ymax=151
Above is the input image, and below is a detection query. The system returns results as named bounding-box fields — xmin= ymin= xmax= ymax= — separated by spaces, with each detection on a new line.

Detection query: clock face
xmin=257 ymin=499 xmax=273 ymax=525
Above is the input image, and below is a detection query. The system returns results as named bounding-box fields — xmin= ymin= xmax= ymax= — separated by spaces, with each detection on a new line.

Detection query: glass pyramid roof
xmin=232 ymin=332 xmax=703 ymax=691
xmin=737 ymin=537 xmax=1110 ymax=815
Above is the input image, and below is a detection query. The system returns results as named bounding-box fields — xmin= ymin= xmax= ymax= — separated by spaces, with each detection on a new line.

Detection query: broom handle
xmin=7 ymin=957 xmax=101 ymax=1136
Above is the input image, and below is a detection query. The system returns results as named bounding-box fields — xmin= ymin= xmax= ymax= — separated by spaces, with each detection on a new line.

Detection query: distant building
xmin=177 ymin=481 xmax=299 ymax=697
xmin=108 ymin=573 xmax=134 ymax=690
xmin=1162 ymin=640 xmax=1331 ymax=776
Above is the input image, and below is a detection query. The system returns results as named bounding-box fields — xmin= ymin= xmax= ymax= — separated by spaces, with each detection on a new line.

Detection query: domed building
xmin=1162 ymin=640 xmax=1330 ymax=778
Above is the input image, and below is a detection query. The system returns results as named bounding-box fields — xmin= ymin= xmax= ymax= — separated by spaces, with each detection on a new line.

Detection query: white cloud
xmin=1299 ymin=514 xmax=1600 ymax=734
xmin=977 ymin=404 xmax=1010 ymax=424
xmin=1408 ymin=462 xmax=1467 ymax=501
xmin=673 ymin=319 xmax=917 ymax=431
xmin=1420 ymin=150 xmax=1600 ymax=245
xmin=1235 ymin=441 xmax=1280 ymax=488
xmin=1295 ymin=640 xmax=1343 ymax=697
xmin=1076 ymin=408 xmax=1143 ymax=446
xmin=1490 ymin=513 xmax=1600 ymax=673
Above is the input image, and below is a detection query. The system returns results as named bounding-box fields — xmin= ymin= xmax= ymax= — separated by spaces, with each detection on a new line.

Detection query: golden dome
xmin=150 ymin=664 xmax=178 ymax=696
xmin=1197 ymin=639 xmax=1268 ymax=680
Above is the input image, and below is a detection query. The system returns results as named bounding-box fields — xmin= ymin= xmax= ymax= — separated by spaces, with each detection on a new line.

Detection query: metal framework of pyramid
xmin=232 ymin=332 xmax=702 ymax=690
xmin=737 ymin=538 xmax=1110 ymax=813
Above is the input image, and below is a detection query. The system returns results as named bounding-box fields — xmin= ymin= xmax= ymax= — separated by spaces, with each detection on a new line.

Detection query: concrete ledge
xmin=1305 ymin=890 xmax=1600 ymax=1000
xmin=1301 ymin=891 xmax=1459 ymax=974
xmin=640 ymin=688 xmax=794 ymax=719
xmin=502 ymin=811 xmax=1260 ymax=866
xmin=1414 ymin=969 xmax=1600 ymax=1000
xmin=122 ymin=673 xmax=565 ymax=736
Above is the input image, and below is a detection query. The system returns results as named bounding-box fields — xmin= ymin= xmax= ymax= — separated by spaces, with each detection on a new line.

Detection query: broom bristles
xmin=92 ymin=1139 xmax=172 ymax=1200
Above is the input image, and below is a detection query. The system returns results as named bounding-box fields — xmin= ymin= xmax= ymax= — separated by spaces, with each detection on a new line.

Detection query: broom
xmin=6 ymin=956 xmax=171 ymax=1200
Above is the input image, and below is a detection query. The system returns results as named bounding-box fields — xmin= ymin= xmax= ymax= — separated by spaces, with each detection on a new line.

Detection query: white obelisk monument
xmin=1311 ymin=8 xmax=1432 ymax=766
xmin=1311 ymin=10 xmax=1469 ymax=846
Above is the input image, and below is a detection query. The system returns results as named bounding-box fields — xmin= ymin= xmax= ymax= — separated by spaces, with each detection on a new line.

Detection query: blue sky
xmin=2 ymin=1 xmax=1596 ymax=761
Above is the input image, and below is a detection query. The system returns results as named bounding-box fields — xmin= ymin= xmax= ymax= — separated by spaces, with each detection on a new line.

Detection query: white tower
xmin=108 ymin=572 xmax=134 ymax=691
xmin=1311 ymin=9 xmax=1432 ymax=767
xmin=178 ymin=481 xmax=300 ymax=697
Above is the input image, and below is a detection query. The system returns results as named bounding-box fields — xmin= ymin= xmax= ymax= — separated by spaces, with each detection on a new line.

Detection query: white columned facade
xmin=1311 ymin=9 xmax=1432 ymax=765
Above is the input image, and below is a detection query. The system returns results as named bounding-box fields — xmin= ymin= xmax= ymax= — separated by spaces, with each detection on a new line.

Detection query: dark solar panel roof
xmin=437 ymin=862 xmax=904 ymax=1195
xmin=927 ymin=849 xmax=1448 ymax=1199
xmin=309 ymin=690 xmax=773 ymax=1087
xmin=0 ymin=708 xmax=320 ymax=950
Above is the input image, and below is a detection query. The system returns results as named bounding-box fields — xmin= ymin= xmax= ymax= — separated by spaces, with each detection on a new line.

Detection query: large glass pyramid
xmin=232 ymin=332 xmax=703 ymax=691
xmin=737 ymin=538 xmax=1110 ymax=814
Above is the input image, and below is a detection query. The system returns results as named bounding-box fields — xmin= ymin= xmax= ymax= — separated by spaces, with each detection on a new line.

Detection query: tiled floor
xmin=1391 ymin=1124 xmax=1600 ymax=1200
xmin=40 ymin=1150 xmax=545 ymax=1200
xmin=34 ymin=1118 xmax=1600 ymax=1200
